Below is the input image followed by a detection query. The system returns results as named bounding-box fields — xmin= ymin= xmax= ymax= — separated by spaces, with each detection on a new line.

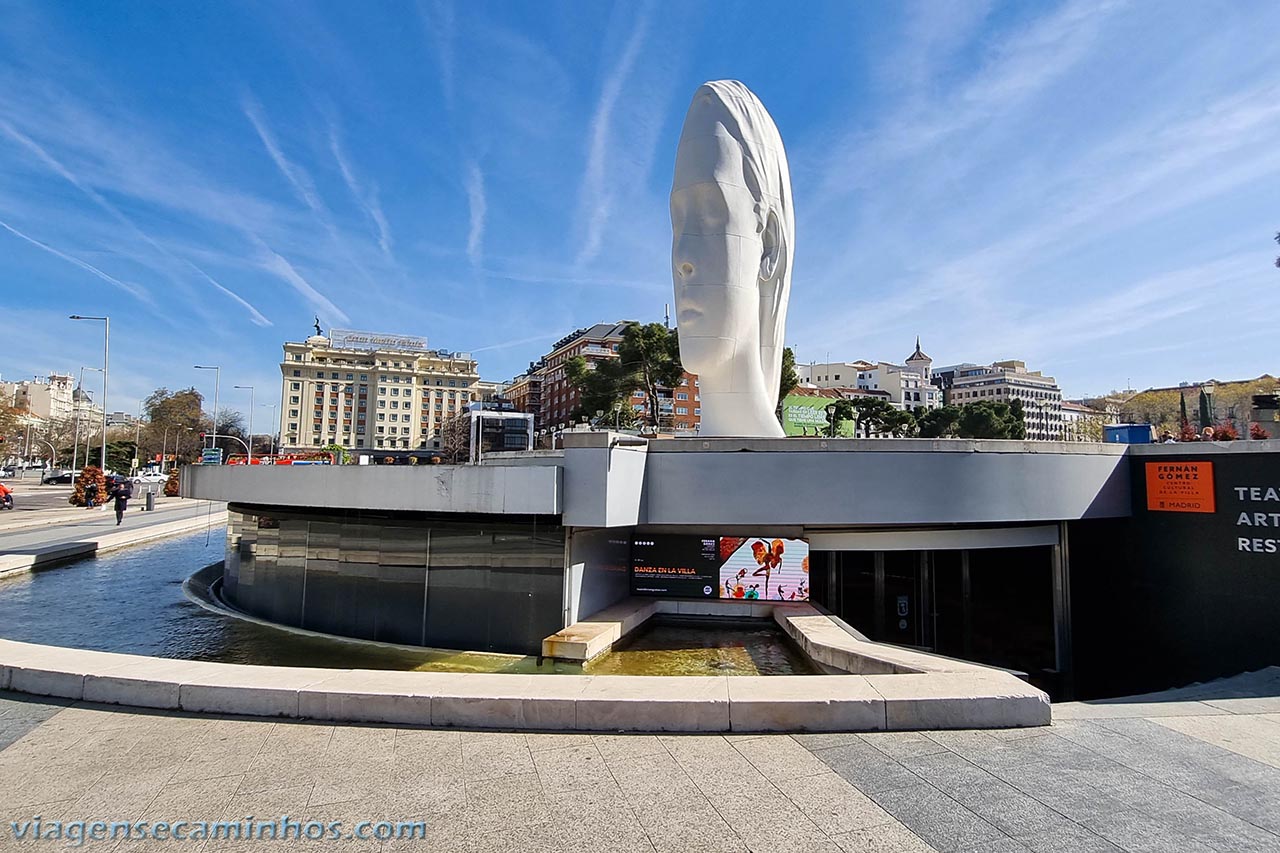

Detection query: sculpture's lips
xmin=679 ymin=308 xmax=703 ymax=325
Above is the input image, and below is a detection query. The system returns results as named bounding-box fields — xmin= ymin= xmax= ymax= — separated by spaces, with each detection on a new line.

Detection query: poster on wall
xmin=780 ymin=394 xmax=855 ymax=437
xmin=1145 ymin=461 xmax=1215 ymax=513
xmin=631 ymin=536 xmax=811 ymax=601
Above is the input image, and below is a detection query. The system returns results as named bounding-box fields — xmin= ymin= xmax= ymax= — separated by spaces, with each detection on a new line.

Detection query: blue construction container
xmin=1105 ymin=423 xmax=1154 ymax=444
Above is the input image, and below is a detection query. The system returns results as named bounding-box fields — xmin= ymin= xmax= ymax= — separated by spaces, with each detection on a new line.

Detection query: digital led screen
xmin=631 ymin=536 xmax=810 ymax=601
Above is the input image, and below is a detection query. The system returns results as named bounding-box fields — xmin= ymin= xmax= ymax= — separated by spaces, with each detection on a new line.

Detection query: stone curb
xmin=0 ymin=500 xmax=196 ymax=535
xmin=0 ymin=513 xmax=221 ymax=578
xmin=0 ymin=639 xmax=1050 ymax=732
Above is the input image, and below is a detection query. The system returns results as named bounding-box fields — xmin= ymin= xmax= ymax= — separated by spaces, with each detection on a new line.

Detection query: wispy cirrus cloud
xmin=328 ymin=123 xmax=394 ymax=258
xmin=417 ymin=0 xmax=456 ymax=110
xmin=0 ymin=116 xmax=272 ymax=327
xmin=464 ymin=161 xmax=485 ymax=267
xmin=0 ymin=217 xmax=149 ymax=302
xmin=573 ymin=3 xmax=654 ymax=267
xmin=253 ymin=239 xmax=351 ymax=325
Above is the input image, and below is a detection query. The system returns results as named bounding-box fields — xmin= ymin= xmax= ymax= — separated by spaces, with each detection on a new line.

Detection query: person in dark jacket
xmin=109 ymin=478 xmax=132 ymax=525
xmin=84 ymin=480 xmax=99 ymax=509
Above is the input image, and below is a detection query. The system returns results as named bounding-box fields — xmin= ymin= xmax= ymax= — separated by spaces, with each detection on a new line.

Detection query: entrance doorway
xmin=810 ymin=545 xmax=1057 ymax=691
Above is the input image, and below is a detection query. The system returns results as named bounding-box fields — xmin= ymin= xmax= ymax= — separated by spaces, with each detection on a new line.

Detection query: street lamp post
xmin=194 ymin=365 xmax=220 ymax=459
xmin=69 ymin=315 xmax=109 ymax=472
xmin=234 ymin=385 xmax=254 ymax=464
xmin=70 ymin=365 xmax=101 ymax=474
xmin=260 ymin=403 xmax=279 ymax=454
xmin=826 ymin=403 xmax=838 ymax=438
xmin=132 ymin=401 xmax=144 ymax=475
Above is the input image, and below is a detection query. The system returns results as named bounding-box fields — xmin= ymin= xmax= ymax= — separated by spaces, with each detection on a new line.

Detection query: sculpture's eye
xmin=679 ymin=263 xmax=694 ymax=277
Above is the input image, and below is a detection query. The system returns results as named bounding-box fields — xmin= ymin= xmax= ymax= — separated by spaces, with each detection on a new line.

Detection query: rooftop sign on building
xmin=330 ymin=329 xmax=428 ymax=352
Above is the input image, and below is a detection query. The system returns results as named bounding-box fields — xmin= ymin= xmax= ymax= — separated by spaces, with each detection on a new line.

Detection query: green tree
xmin=956 ymin=400 xmax=1024 ymax=439
xmin=844 ymin=398 xmax=916 ymax=437
xmin=321 ymin=444 xmax=352 ymax=464
xmin=565 ymin=322 xmax=683 ymax=426
xmin=778 ymin=347 xmax=799 ymax=403
xmin=917 ymin=405 xmax=961 ymax=438
xmin=1008 ymin=398 xmax=1027 ymax=440
xmin=1199 ymin=390 xmax=1212 ymax=429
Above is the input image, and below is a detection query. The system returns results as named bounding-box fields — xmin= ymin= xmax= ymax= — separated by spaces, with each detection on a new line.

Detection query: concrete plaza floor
xmin=1 ymin=674 xmax=1278 ymax=852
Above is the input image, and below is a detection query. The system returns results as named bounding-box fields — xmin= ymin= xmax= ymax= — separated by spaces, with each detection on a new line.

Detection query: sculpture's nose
xmin=677 ymin=262 xmax=694 ymax=278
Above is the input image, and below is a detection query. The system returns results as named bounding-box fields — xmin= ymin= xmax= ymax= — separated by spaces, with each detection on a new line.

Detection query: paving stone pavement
xmin=1 ymin=687 xmax=1278 ymax=852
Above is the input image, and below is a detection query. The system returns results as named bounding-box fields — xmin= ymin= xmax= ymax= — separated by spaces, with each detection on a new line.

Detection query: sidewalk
xmin=0 ymin=500 xmax=225 ymax=578
xmin=0 ymin=669 xmax=1276 ymax=852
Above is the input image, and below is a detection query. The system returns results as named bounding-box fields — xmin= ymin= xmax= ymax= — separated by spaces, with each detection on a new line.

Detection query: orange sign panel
xmin=1145 ymin=461 xmax=1215 ymax=513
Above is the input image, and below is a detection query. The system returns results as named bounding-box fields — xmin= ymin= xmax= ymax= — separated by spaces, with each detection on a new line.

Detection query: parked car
xmin=42 ymin=469 xmax=79 ymax=485
xmin=131 ymin=471 xmax=168 ymax=484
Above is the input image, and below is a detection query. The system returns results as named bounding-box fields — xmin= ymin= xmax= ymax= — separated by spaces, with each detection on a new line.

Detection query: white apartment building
xmin=798 ymin=339 xmax=941 ymax=411
xmin=948 ymin=360 xmax=1064 ymax=440
xmin=0 ymin=373 xmax=75 ymax=422
xmin=279 ymin=329 xmax=480 ymax=453
xmin=1060 ymin=401 xmax=1111 ymax=442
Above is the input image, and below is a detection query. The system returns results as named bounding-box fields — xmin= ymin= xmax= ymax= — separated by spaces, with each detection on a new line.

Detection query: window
xmin=378 ymin=400 xmax=386 ymax=409
xmin=316 ymin=371 xmax=325 ymax=378
xmin=378 ymin=388 xmax=386 ymax=395
xmin=293 ymin=354 xmax=302 ymax=362
xmin=292 ymin=370 xmax=301 ymax=377
xmin=676 ymin=392 xmax=689 ymax=400
xmin=346 ymin=373 xmax=353 ymax=380
xmin=290 ymin=395 xmax=299 ymax=404
xmin=359 ymin=374 xmax=367 ymax=381
xmin=288 ymin=422 xmax=298 ymax=430
xmin=289 ymin=409 xmax=299 ymax=417
xmin=391 ymin=388 xmax=400 ymax=396
xmin=376 ymin=426 xmax=384 ymax=434
xmin=694 ymin=408 xmax=701 ymax=415
xmin=676 ymin=407 xmax=688 ymax=415
xmin=291 ymin=382 xmax=300 ymax=390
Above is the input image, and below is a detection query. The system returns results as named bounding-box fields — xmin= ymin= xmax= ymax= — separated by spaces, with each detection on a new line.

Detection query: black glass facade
xmin=224 ymin=506 xmax=565 ymax=655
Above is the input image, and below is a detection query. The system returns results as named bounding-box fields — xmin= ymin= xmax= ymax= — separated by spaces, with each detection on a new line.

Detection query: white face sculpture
xmin=671 ymin=81 xmax=792 ymax=437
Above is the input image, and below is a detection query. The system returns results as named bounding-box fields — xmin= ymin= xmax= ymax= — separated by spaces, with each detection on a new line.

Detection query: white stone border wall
xmin=0 ymin=638 xmax=1049 ymax=732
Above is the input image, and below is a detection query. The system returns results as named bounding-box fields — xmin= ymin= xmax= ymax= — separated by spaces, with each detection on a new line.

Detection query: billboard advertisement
xmin=781 ymin=394 xmax=855 ymax=437
xmin=631 ymin=536 xmax=810 ymax=601
xmin=330 ymin=329 xmax=428 ymax=352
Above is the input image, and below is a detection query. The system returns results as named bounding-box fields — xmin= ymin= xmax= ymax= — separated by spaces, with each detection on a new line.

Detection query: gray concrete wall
xmin=183 ymin=435 xmax=1133 ymax=530
xmin=182 ymin=462 xmax=561 ymax=515
xmin=636 ymin=438 xmax=1130 ymax=528
xmin=565 ymin=527 xmax=634 ymax=624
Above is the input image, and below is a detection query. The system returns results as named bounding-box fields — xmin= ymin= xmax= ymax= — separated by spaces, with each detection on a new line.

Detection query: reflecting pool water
xmin=0 ymin=529 xmax=576 ymax=674
xmin=585 ymin=615 xmax=818 ymax=676
xmin=0 ymin=530 xmax=818 ymax=676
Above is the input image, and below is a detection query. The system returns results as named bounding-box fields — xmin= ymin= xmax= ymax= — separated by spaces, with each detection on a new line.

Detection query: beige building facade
xmin=948 ymin=360 xmax=1064 ymax=440
xmin=1 ymin=373 xmax=74 ymax=422
xmin=279 ymin=332 xmax=480 ymax=453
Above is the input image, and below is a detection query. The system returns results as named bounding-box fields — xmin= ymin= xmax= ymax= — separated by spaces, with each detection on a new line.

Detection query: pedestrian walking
xmin=84 ymin=480 xmax=99 ymax=509
xmin=109 ymin=478 xmax=132 ymax=526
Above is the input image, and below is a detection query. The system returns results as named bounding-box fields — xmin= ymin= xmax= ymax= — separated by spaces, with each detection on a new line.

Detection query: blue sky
xmin=2 ymin=0 xmax=1278 ymax=424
